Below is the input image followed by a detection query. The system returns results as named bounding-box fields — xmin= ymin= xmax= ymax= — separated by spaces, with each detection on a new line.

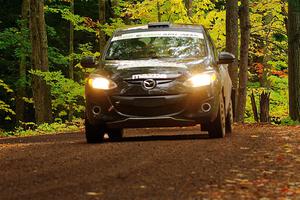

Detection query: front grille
xmin=125 ymin=79 xmax=174 ymax=85
xmin=110 ymin=95 xmax=186 ymax=117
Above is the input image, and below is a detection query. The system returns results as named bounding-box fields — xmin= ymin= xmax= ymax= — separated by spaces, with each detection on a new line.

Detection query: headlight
xmin=184 ymin=73 xmax=217 ymax=87
xmin=88 ymin=77 xmax=117 ymax=90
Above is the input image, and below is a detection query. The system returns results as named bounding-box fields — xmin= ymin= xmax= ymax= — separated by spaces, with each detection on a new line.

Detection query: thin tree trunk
xmin=236 ymin=0 xmax=250 ymax=122
xmin=288 ymin=0 xmax=300 ymax=121
xmin=99 ymin=0 xmax=106 ymax=54
xmin=261 ymin=52 xmax=271 ymax=88
xmin=260 ymin=14 xmax=273 ymax=89
xmin=260 ymin=91 xmax=271 ymax=123
xmin=29 ymin=0 xmax=52 ymax=124
xmin=110 ymin=0 xmax=119 ymax=18
xmin=68 ymin=0 xmax=74 ymax=122
xmin=281 ymin=0 xmax=288 ymax=34
xmin=157 ymin=1 xmax=161 ymax=22
xmin=69 ymin=0 xmax=74 ymax=80
xmin=184 ymin=0 xmax=193 ymax=18
xmin=188 ymin=0 xmax=192 ymax=17
xmin=16 ymin=0 xmax=30 ymax=124
xmin=250 ymin=91 xmax=259 ymax=122
xmin=225 ymin=0 xmax=239 ymax=121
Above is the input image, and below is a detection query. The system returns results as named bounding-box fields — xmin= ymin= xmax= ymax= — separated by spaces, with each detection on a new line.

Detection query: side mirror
xmin=80 ymin=56 xmax=96 ymax=68
xmin=218 ymin=52 xmax=235 ymax=65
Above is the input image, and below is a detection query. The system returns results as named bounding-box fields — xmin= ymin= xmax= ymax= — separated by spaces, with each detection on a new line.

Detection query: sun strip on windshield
xmin=111 ymin=31 xmax=204 ymax=41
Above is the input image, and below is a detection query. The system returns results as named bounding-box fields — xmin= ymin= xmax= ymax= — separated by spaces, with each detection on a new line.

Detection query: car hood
xmin=93 ymin=57 xmax=213 ymax=80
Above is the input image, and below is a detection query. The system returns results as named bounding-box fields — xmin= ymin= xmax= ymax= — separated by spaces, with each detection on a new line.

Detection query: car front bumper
xmin=85 ymin=87 xmax=220 ymax=129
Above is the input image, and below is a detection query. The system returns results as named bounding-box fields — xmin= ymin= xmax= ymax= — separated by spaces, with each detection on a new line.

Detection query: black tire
xmin=85 ymin=118 xmax=105 ymax=143
xmin=208 ymin=93 xmax=226 ymax=138
xmin=225 ymin=99 xmax=233 ymax=133
xmin=108 ymin=128 xmax=124 ymax=141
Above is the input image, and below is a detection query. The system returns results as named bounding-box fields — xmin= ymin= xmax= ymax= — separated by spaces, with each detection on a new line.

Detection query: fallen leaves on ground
xmin=191 ymin=124 xmax=300 ymax=200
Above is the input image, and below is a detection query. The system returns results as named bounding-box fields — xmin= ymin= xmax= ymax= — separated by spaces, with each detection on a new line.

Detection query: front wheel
xmin=207 ymin=93 xmax=226 ymax=138
xmin=225 ymin=99 xmax=233 ymax=133
xmin=85 ymin=118 xmax=105 ymax=143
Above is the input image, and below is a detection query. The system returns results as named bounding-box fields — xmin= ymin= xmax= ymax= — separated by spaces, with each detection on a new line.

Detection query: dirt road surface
xmin=1 ymin=124 xmax=300 ymax=200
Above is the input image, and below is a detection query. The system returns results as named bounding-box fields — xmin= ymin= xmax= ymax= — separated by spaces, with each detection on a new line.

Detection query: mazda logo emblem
xmin=142 ymin=79 xmax=156 ymax=90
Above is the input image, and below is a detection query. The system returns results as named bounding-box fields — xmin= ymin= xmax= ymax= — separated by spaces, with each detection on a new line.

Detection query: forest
xmin=0 ymin=0 xmax=299 ymax=136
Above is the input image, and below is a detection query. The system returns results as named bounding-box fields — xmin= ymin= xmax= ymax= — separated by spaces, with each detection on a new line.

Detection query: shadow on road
xmin=106 ymin=133 xmax=210 ymax=143
xmin=0 ymin=131 xmax=212 ymax=145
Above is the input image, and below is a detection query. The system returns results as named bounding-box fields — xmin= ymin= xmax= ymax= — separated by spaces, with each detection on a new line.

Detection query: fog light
xmin=201 ymin=103 xmax=211 ymax=112
xmin=92 ymin=106 xmax=101 ymax=115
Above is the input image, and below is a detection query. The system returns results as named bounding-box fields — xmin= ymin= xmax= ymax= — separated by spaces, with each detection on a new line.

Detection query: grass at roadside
xmin=0 ymin=119 xmax=83 ymax=138
xmin=1 ymin=120 xmax=299 ymax=138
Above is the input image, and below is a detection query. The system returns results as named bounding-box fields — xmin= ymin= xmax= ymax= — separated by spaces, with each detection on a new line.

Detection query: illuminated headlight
xmin=88 ymin=77 xmax=117 ymax=90
xmin=184 ymin=73 xmax=217 ymax=87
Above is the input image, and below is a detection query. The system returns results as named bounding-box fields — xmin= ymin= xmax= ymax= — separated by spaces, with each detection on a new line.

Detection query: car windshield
xmin=105 ymin=31 xmax=207 ymax=60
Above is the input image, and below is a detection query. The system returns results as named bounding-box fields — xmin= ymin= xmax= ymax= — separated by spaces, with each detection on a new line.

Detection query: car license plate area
xmin=111 ymin=95 xmax=186 ymax=117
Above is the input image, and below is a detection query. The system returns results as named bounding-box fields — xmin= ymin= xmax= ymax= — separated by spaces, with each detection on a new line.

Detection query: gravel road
xmin=1 ymin=124 xmax=300 ymax=200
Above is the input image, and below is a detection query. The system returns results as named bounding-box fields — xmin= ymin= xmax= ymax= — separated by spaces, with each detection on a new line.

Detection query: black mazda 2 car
xmin=81 ymin=23 xmax=235 ymax=143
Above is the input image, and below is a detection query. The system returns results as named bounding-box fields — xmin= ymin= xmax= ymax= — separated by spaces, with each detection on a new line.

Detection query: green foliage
xmin=120 ymin=0 xmax=288 ymax=64
xmin=72 ymin=43 xmax=100 ymax=61
xmin=0 ymin=101 xmax=15 ymax=118
xmin=1 ymin=120 xmax=82 ymax=137
xmin=100 ymin=18 xmax=126 ymax=37
xmin=245 ymin=76 xmax=289 ymax=123
xmin=124 ymin=0 xmax=189 ymax=23
xmin=0 ymin=24 xmax=30 ymax=59
xmin=281 ymin=117 xmax=300 ymax=125
xmin=191 ymin=0 xmax=226 ymax=49
xmin=122 ymin=0 xmax=226 ymax=49
xmin=250 ymin=0 xmax=287 ymax=72
xmin=268 ymin=76 xmax=289 ymax=120
xmin=45 ymin=6 xmax=96 ymax=33
xmin=0 ymin=80 xmax=15 ymax=119
xmin=29 ymin=70 xmax=85 ymax=120
xmin=48 ymin=46 xmax=69 ymax=66
xmin=0 ymin=28 xmax=20 ymax=50
xmin=0 ymin=79 xmax=13 ymax=93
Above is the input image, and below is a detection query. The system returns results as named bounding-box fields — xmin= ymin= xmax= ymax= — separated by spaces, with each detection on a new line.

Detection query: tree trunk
xmin=29 ymin=0 xmax=52 ymax=124
xmin=184 ymin=0 xmax=193 ymax=18
xmin=225 ymin=0 xmax=239 ymax=121
xmin=68 ymin=0 xmax=75 ymax=122
xmin=99 ymin=0 xmax=106 ymax=54
xmin=281 ymin=0 xmax=288 ymax=35
xmin=260 ymin=91 xmax=271 ymax=123
xmin=260 ymin=14 xmax=273 ymax=89
xmin=157 ymin=1 xmax=161 ymax=22
xmin=69 ymin=0 xmax=74 ymax=80
xmin=16 ymin=0 xmax=30 ymax=124
xmin=236 ymin=0 xmax=250 ymax=122
xmin=250 ymin=91 xmax=259 ymax=122
xmin=110 ymin=0 xmax=119 ymax=18
xmin=288 ymin=0 xmax=300 ymax=121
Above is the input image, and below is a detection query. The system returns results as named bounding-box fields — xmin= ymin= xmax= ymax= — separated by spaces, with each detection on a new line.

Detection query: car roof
xmin=113 ymin=22 xmax=206 ymax=36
